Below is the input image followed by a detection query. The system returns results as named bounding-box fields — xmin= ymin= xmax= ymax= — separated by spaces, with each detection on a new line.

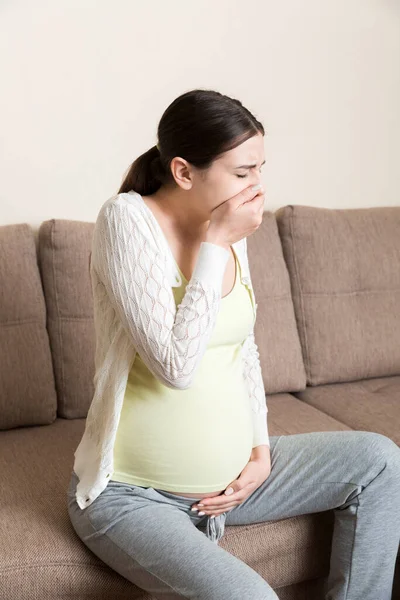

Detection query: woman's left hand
xmin=191 ymin=456 xmax=271 ymax=517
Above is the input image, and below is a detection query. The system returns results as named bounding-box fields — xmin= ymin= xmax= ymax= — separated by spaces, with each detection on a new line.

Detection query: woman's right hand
xmin=205 ymin=184 xmax=265 ymax=248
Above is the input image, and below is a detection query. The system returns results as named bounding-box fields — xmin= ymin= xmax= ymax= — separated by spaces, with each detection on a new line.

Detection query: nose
xmin=252 ymin=170 xmax=264 ymax=186
xmin=252 ymin=176 xmax=264 ymax=192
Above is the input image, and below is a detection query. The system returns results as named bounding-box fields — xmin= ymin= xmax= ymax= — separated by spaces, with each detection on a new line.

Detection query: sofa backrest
xmin=35 ymin=213 xmax=306 ymax=420
xmin=6 ymin=204 xmax=397 ymax=425
xmin=276 ymin=205 xmax=400 ymax=386
xmin=38 ymin=219 xmax=95 ymax=419
xmin=0 ymin=223 xmax=57 ymax=430
xmin=247 ymin=212 xmax=306 ymax=394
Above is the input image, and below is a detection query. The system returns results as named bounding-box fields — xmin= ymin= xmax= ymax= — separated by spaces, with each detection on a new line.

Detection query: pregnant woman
xmin=67 ymin=88 xmax=400 ymax=600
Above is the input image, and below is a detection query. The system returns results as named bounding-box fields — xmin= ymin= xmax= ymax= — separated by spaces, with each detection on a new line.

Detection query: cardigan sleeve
xmin=240 ymin=236 xmax=270 ymax=448
xmin=241 ymin=329 xmax=270 ymax=448
xmin=91 ymin=196 xmax=231 ymax=390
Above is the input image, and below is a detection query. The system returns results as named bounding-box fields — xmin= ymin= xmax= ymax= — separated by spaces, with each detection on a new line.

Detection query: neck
xmin=151 ymin=185 xmax=211 ymax=240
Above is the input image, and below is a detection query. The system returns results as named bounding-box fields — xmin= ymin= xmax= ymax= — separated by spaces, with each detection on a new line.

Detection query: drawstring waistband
xmin=205 ymin=512 xmax=227 ymax=544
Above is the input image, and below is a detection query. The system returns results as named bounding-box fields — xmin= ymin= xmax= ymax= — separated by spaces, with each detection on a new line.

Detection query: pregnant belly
xmin=113 ymin=386 xmax=253 ymax=494
xmin=113 ymin=350 xmax=254 ymax=495
xmin=113 ymin=408 xmax=253 ymax=495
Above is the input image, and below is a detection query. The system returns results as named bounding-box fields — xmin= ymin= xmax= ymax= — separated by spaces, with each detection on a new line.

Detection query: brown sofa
xmin=1 ymin=204 xmax=399 ymax=599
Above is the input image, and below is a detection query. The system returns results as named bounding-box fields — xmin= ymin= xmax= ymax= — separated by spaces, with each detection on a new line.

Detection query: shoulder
xmin=91 ymin=192 xmax=154 ymax=258
xmin=91 ymin=192 xmax=155 ymax=267
xmin=95 ymin=191 xmax=148 ymax=231
xmin=98 ymin=191 xmax=141 ymax=218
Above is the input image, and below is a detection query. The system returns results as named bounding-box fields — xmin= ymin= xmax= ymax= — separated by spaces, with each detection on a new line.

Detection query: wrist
xmin=251 ymin=444 xmax=270 ymax=461
xmin=205 ymin=228 xmax=230 ymax=251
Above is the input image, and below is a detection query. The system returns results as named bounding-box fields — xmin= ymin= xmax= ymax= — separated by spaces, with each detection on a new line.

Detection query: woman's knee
xmin=355 ymin=431 xmax=400 ymax=477
xmin=361 ymin=432 xmax=399 ymax=458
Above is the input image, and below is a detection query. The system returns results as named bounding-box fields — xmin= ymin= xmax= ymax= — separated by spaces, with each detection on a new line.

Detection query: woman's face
xmin=193 ymin=132 xmax=266 ymax=213
xmin=164 ymin=132 xmax=265 ymax=224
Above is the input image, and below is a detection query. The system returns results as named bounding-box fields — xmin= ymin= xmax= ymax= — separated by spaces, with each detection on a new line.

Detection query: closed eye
xmin=236 ymin=169 xmax=263 ymax=179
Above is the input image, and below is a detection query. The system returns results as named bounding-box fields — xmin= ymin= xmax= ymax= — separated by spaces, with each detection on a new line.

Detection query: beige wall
xmin=1 ymin=0 xmax=399 ymax=236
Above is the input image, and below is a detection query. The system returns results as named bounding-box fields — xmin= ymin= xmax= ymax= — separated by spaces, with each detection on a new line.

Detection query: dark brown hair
xmin=117 ymin=88 xmax=265 ymax=196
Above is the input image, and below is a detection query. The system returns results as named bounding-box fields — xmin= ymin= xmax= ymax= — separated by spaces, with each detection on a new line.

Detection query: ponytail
xmin=118 ymin=144 xmax=171 ymax=196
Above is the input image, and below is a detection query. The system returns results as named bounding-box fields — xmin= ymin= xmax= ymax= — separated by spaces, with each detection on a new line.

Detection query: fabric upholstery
xmin=38 ymin=219 xmax=95 ymax=418
xmin=265 ymin=392 xmax=353 ymax=436
xmin=275 ymin=205 xmax=400 ymax=386
xmin=0 ymin=223 xmax=56 ymax=430
xmin=248 ymin=212 xmax=307 ymax=394
xmin=294 ymin=375 xmax=400 ymax=445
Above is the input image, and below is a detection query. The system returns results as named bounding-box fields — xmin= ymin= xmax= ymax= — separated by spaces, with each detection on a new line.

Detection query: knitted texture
xmin=73 ymin=193 xmax=269 ymax=510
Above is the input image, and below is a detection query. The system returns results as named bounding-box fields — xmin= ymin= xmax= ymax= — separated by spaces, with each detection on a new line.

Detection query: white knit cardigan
xmin=73 ymin=191 xmax=269 ymax=510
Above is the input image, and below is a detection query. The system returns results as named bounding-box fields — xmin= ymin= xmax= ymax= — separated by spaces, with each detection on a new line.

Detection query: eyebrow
xmin=234 ymin=159 xmax=266 ymax=169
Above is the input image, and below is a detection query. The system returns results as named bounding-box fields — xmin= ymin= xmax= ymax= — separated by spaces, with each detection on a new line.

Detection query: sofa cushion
xmin=275 ymin=205 xmax=400 ymax=386
xmin=248 ymin=213 xmax=306 ymax=394
xmin=0 ymin=223 xmax=56 ymax=429
xmin=0 ymin=418 xmax=336 ymax=599
xmin=0 ymin=418 xmax=143 ymax=599
xmin=266 ymin=393 xmax=353 ymax=436
xmin=38 ymin=219 xmax=95 ymax=418
xmin=294 ymin=375 xmax=400 ymax=445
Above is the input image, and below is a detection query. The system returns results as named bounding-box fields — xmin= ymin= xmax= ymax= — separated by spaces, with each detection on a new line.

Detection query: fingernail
xmin=251 ymin=184 xmax=261 ymax=191
xmin=210 ymin=515 xmax=216 ymax=519
xmin=198 ymin=511 xmax=205 ymax=516
xmin=198 ymin=503 xmax=204 ymax=506
xmin=191 ymin=507 xmax=198 ymax=512
xmin=225 ymin=487 xmax=234 ymax=495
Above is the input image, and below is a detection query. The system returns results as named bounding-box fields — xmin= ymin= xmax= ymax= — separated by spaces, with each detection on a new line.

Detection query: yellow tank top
xmin=111 ymin=247 xmax=255 ymax=493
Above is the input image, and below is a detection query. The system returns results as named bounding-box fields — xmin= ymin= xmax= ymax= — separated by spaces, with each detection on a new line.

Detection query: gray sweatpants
xmin=67 ymin=431 xmax=400 ymax=600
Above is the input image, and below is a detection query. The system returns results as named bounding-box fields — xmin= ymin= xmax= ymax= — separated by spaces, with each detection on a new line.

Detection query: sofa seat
xmin=0 ymin=398 xmax=358 ymax=599
xmin=263 ymin=392 xmax=353 ymax=436
xmin=294 ymin=377 xmax=400 ymax=598
xmin=293 ymin=375 xmax=400 ymax=446
xmin=0 ymin=418 xmax=148 ymax=599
